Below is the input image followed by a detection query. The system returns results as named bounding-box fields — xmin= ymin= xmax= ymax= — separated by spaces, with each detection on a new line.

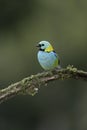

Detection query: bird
xmin=36 ymin=41 xmax=61 ymax=70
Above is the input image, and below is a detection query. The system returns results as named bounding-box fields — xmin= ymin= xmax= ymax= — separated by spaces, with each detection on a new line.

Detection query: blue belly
xmin=37 ymin=51 xmax=58 ymax=70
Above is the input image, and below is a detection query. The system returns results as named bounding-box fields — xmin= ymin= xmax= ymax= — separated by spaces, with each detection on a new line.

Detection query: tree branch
xmin=0 ymin=65 xmax=87 ymax=104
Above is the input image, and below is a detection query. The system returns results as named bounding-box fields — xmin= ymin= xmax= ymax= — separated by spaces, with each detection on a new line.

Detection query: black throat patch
xmin=39 ymin=48 xmax=45 ymax=51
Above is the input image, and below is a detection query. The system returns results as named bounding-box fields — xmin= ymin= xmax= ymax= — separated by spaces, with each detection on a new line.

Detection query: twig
xmin=0 ymin=65 xmax=87 ymax=104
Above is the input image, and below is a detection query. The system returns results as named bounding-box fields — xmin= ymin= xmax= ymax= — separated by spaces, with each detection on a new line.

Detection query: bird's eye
xmin=41 ymin=44 xmax=44 ymax=46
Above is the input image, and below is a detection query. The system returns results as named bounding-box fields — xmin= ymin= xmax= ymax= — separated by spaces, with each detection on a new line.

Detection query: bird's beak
xmin=36 ymin=44 xmax=41 ymax=47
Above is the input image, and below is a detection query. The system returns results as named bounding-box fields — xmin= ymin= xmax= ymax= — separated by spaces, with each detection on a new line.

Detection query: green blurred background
xmin=0 ymin=0 xmax=87 ymax=130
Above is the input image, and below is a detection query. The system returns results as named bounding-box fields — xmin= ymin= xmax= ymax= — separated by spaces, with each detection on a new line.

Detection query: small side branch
xmin=0 ymin=65 xmax=87 ymax=104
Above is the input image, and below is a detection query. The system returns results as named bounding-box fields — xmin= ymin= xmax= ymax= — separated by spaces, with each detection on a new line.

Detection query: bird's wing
xmin=53 ymin=51 xmax=60 ymax=65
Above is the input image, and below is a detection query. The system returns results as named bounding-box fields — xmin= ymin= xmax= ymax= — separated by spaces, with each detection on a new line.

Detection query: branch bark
xmin=0 ymin=65 xmax=87 ymax=104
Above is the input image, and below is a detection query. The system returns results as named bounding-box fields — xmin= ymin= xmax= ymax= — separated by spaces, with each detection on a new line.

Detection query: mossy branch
xmin=0 ymin=65 xmax=87 ymax=104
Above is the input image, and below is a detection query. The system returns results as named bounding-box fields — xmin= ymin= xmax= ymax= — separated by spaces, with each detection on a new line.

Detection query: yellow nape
xmin=45 ymin=45 xmax=54 ymax=52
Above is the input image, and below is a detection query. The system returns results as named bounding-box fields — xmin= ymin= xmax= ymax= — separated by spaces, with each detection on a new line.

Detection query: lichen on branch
xmin=0 ymin=65 xmax=87 ymax=104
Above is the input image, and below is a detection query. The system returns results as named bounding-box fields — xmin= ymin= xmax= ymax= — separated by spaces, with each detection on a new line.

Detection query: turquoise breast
xmin=37 ymin=51 xmax=58 ymax=70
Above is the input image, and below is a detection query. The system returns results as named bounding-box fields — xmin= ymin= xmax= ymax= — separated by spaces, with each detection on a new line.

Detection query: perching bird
xmin=36 ymin=41 xmax=61 ymax=70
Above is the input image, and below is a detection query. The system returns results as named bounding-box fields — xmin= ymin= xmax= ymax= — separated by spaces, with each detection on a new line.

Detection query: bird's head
xmin=36 ymin=41 xmax=54 ymax=52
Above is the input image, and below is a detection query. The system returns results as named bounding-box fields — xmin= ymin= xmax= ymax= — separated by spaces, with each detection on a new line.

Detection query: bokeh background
xmin=0 ymin=0 xmax=87 ymax=130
